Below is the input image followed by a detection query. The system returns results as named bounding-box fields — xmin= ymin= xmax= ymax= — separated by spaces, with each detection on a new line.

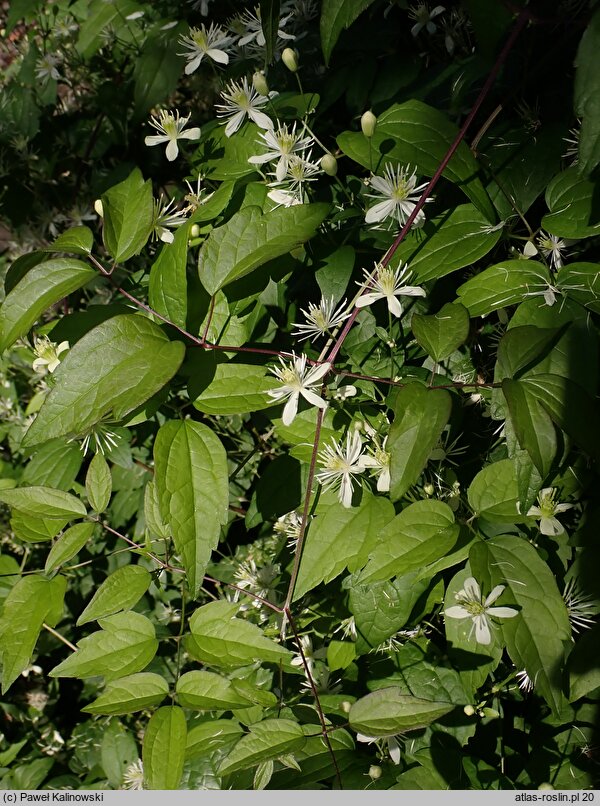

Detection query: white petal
xmin=463 ymin=577 xmax=481 ymax=601
xmin=444 ymin=605 xmax=470 ymax=619
xmin=484 ymin=584 xmax=506 ymax=606
xmin=305 ymin=361 xmax=331 ymax=384
xmin=248 ymin=109 xmax=274 ymax=130
xmin=225 ymin=111 xmax=244 ymax=137
xmin=275 ymin=157 xmax=287 ymax=182
xmin=355 ymin=291 xmax=383 ymax=308
xmin=339 ymin=474 xmax=353 ymax=508
xmin=185 ymin=55 xmax=202 ymax=74
xmin=474 ymin=615 xmax=491 ymax=645
xmin=207 ymin=48 xmax=229 ymax=64
xmin=388 ymin=736 xmax=401 ymax=765
xmin=248 ymin=153 xmax=271 ymax=165
xmin=300 ymin=389 xmax=328 ymax=409
xmin=365 ymin=199 xmax=395 ymax=224
xmin=165 ymin=139 xmax=179 ymax=161
xmin=486 ymin=606 xmax=518 ymax=619
xmin=179 ymin=128 xmax=201 ymax=141
xmin=386 ymin=294 xmax=403 ymax=318
xmin=527 ymin=506 xmax=542 ymax=517
xmin=145 ymin=134 xmax=167 ymax=146
xmin=282 ymin=394 xmax=299 ymax=426
xmin=554 ymin=503 xmax=573 ymax=514
xmin=540 ymin=516 xmax=563 ymax=536
xmin=377 ymin=466 xmax=390 ymax=492
xmin=400 ymin=285 xmax=426 ymax=297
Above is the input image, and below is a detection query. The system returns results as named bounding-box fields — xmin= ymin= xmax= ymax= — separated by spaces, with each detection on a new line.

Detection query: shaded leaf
xmin=84 ymin=673 xmax=169 ymax=715
xmin=148 ymin=223 xmax=189 ymax=330
xmin=412 ymin=303 xmax=470 ymax=363
xmin=143 ymin=706 xmax=187 ymax=790
xmin=101 ymin=168 xmax=154 ymax=263
xmin=0 ymin=485 xmax=86 ymax=519
xmin=349 ymin=688 xmax=453 ymax=737
xmin=176 ymin=671 xmax=253 ymax=711
xmin=45 ymin=522 xmax=95 ymax=573
xmin=218 ymin=719 xmax=305 ymax=776
xmin=85 ymin=452 xmax=112 ymax=514
xmin=320 ymin=0 xmax=377 ymax=64
xmin=77 ymin=565 xmax=151 ymax=625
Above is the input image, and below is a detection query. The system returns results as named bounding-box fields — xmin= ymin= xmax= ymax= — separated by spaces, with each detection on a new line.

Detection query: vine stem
xmin=43 ymin=623 xmax=77 ymax=652
xmin=324 ymin=7 xmax=530 ymax=367
xmin=285 ymin=607 xmax=343 ymax=789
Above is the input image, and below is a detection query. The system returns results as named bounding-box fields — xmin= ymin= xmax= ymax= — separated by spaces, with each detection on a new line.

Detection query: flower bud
xmin=423 ymin=483 xmax=435 ymax=496
xmin=190 ymin=223 xmax=200 ymax=238
xmin=361 ymin=110 xmax=377 ymax=138
xmin=538 ymin=783 xmax=554 ymax=791
xmin=368 ymin=765 xmax=382 ymax=780
xmin=282 ymin=47 xmax=299 ymax=73
xmin=94 ymin=199 xmax=104 ymax=218
xmin=252 ymin=70 xmax=270 ymax=97
xmin=320 ymin=154 xmax=338 ymax=176
xmin=341 ymin=700 xmax=352 ymax=714
xmin=463 ymin=704 xmax=476 ymax=716
xmin=481 ymin=707 xmax=499 ymax=719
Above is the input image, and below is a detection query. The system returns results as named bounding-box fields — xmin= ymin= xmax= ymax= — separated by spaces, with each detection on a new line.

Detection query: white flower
xmin=36 ymin=53 xmax=61 ymax=82
xmin=267 ymin=353 xmax=330 ymax=426
xmin=536 ymin=231 xmax=567 ymax=270
xmin=122 ymin=759 xmax=144 ymax=790
xmin=563 ymin=122 xmax=580 ymax=166
xmin=274 ymin=510 xmax=303 ymax=548
xmin=516 ymin=669 xmax=534 ymax=694
xmin=216 ymin=77 xmax=274 ymax=137
xmin=234 ymin=6 xmax=295 ymax=48
xmin=32 ymin=336 xmax=69 ymax=374
xmin=563 ymin=578 xmax=596 ymax=635
xmin=356 ymin=733 xmax=402 ymax=765
xmin=360 ymin=436 xmax=391 ymax=492
xmin=266 ymin=188 xmax=303 ymax=208
xmin=182 ymin=175 xmax=213 ymax=214
xmin=248 ymin=123 xmax=313 ymax=181
xmin=408 ymin=4 xmax=445 ymax=36
xmin=444 ymin=577 xmax=518 ymax=646
xmin=178 ymin=23 xmax=232 ymax=73
xmin=356 ymin=262 xmax=426 ymax=318
xmin=292 ymin=296 xmax=350 ymax=341
xmin=152 ymin=197 xmax=188 ymax=243
xmin=290 ymin=635 xmax=325 ymax=678
xmin=527 ymin=487 xmax=572 ymax=536
xmin=316 ymin=430 xmax=367 ymax=508
xmin=365 ymin=163 xmax=430 ymax=229
xmin=144 ymin=110 xmax=200 ymax=162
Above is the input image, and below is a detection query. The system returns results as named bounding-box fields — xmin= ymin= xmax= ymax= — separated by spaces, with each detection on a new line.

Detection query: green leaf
xmin=148 ymin=223 xmax=189 ymax=330
xmin=100 ymin=720 xmax=138 ymax=789
xmin=85 ymin=452 xmax=112 ymax=514
xmin=337 ymin=101 xmax=494 ymax=220
xmin=327 ymin=640 xmax=356 ymax=671
xmin=392 ymin=204 xmax=502 ymax=283
xmin=574 ymin=9 xmax=600 ymax=175
xmin=194 ymin=122 xmax=263 ymax=181
xmin=444 ymin=567 xmax=503 ymax=696
xmin=101 ymin=168 xmax=154 ymax=263
xmin=496 ymin=325 xmax=564 ymax=380
xmin=556 ymin=262 xmax=600 ymax=313
xmin=502 ymin=379 xmax=556 ymax=478
xmin=0 ymin=257 xmax=96 ymax=352
xmin=22 ymin=315 xmax=185 ymax=447
xmin=412 ymin=303 xmax=470 ymax=362
xmin=388 ymin=382 xmax=452 ymax=500
xmin=187 ymin=600 xmax=293 ymax=668
xmin=218 ymin=719 xmax=306 ymax=776
xmin=143 ymin=706 xmax=187 ymax=790
xmin=188 ymin=180 xmax=235 ymax=225
xmin=22 ymin=439 xmax=83 ymax=491
xmin=154 ymin=420 xmax=229 ymax=597
xmin=133 ymin=25 xmax=185 ymax=116
xmin=144 ymin=480 xmax=169 ymax=539
xmin=77 ymin=0 xmax=142 ymax=57
xmin=349 ymin=688 xmax=453 ymax=737
xmin=260 ymin=0 xmax=280 ymax=65
xmin=470 ymin=536 xmax=572 ymax=716
xmin=521 ymin=374 xmax=600 ymax=462
xmin=568 ymin=625 xmax=600 ymax=702
xmin=45 ymin=522 xmax=96 ymax=573
xmin=456 ymin=260 xmax=551 ymax=317
xmin=542 ymin=167 xmax=600 ymax=238
xmin=186 ymin=720 xmax=244 ymax=759
xmin=199 ymin=203 xmax=329 ymax=295
xmin=348 ymin=573 xmax=429 ymax=655
xmin=83 ymin=673 xmax=169 ymax=715
xmin=77 ymin=565 xmax=151 ymax=625
xmin=467 ymin=459 xmax=522 ymax=522
xmin=10 ymin=512 xmax=66 ymax=543
xmin=359 ymin=500 xmax=459 ymax=584
xmin=0 ymin=575 xmax=66 ymax=693
xmin=0 ymin=485 xmax=86 ymax=519
xmin=192 ymin=361 xmax=277 ymax=416
xmin=6 ymin=0 xmax=44 ymax=30
xmin=293 ymin=491 xmax=394 ymax=600
xmin=47 ymin=226 xmax=94 ymax=255
xmin=320 ymin=0 xmax=377 ymax=64
xmin=50 ymin=611 xmax=158 ymax=681
xmin=176 ymin=671 xmax=253 ymax=711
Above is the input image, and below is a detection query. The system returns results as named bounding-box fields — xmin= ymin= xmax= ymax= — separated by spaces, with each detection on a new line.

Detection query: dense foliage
xmin=1 ymin=0 xmax=600 ymax=791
